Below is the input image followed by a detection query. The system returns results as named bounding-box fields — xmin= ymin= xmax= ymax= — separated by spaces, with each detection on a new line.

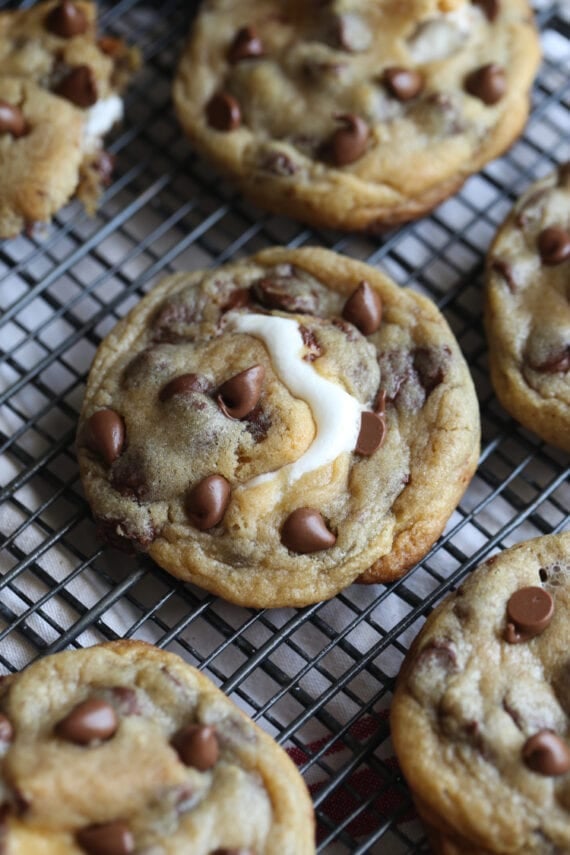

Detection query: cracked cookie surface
xmin=173 ymin=0 xmax=540 ymax=231
xmin=0 ymin=641 xmax=315 ymax=855
xmin=392 ymin=531 xmax=570 ymax=855
xmin=77 ymin=247 xmax=480 ymax=607
xmin=0 ymin=0 xmax=138 ymax=238
xmin=485 ymin=163 xmax=570 ymax=452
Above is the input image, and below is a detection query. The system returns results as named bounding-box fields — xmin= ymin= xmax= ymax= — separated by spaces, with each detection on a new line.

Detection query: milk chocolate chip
xmin=383 ymin=68 xmax=424 ymax=101
xmin=228 ymin=26 xmax=264 ymax=63
xmin=537 ymin=226 xmax=570 ymax=266
xmin=85 ymin=409 xmax=125 ymax=466
xmin=523 ymin=731 xmax=570 ymax=776
xmin=217 ymin=365 xmax=265 ymax=419
xmin=76 ymin=821 xmax=134 ymax=855
xmin=0 ymin=102 xmax=26 ymax=137
xmin=206 ymin=92 xmax=241 ymax=131
xmin=356 ymin=411 xmax=386 ymax=455
xmin=504 ymin=586 xmax=554 ymax=644
xmin=281 ymin=508 xmax=336 ymax=553
xmin=327 ymin=114 xmax=369 ymax=166
xmin=159 ymin=373 xmax=209 ymax=402
xmin=54 ymin=65 xmax=98 ymax=107
xmin=45 ymin=1 xmax=88 ymax=37
xmin=342 ymin=281 xmax=382 ymax=335
xmin=473 ymin=0 xmax=499 ymax=21
xmin=172 ymin=724 xmax=219 ymax=771
xmin=55 ymin=698 xmax=118 ymax=745
xmin=186 ymin=475 xmax=231 ymax=530
xmin=465 ymin=63 xmax=506 ymax=104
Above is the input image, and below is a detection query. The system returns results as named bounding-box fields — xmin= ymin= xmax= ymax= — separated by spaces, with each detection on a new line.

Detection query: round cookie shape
xmin=173 ymin=0 xmax=540 ymax=232
xmin=391 ymin=532 xmax=570 ymax=855
xmin=77 ymin=247 xmax=480 ymax=607
xmin=485 ymin=163 xmax=570 ymax=452
xmin=0 ymin=641 xmax=315 ymax=854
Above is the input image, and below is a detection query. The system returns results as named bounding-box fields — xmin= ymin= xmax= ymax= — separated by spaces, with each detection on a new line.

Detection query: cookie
xmin=391 ymin=531 xmax=570 ymax=855
xmin=173 ymin=0 xmax=540 ymax=232
xmin=0 ymin=1 xmax=138 ymax=238
xmin=76 ymin=247 xmax=480 ymax=608
xmin=485 ymin=163 xmax=570 ymax=452
xmin=0 ymin=640 xmax=315 ymax=854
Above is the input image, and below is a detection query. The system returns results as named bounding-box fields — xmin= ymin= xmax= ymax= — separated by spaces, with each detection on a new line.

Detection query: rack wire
xmin=0 ymin=1 xmax=569 ymax=851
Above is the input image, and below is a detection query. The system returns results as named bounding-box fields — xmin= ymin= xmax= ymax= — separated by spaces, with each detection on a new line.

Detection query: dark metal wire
xmin=0 ymin=2 xmax=569 ymax=852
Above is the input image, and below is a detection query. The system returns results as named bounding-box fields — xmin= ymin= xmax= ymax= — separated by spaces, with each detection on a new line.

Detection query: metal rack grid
xmin=0 ymin=1 xmax=569 ymax=851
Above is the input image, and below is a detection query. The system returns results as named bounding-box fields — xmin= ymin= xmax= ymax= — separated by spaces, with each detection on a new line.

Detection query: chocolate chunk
xmin=260 ymin=150 xmax=298 ymax=177
xmin=160 ymin=373 xmax=210 ymax=402
xmin=55 ymin=698 xmax=118 ymax=745
xmin=186 ymin=475 xmax=231 ymax=530
xmin=244 ymin=405 xmax=272 ymax=442
xmin=228 ymin=26 xmax=264 ymax=63
xmin=531 ymin=347 xmax=570 ymax=374
xmin=281 ymin=508 xmax=336 ymax=553
xmin=299 ymin=326 xmax=322 ymax=362
xmin=465 ymin=63 xmax=506 ymax=105
xmin=95 ymin=516 xmax=157 ymax=552
xmin=54 ymin=65 xmax=98 ymax=107
xmin=342 ymin=281 xmax=382 ymax=335
xmin=383 ymin=67 xmax=424 ymax=101
xmin=110 ymin=455 xmax=149 ymax=502
xmin=332 ymin=13 xmax=372 ymax=52
xmin=85 ymin=409 xmax=125 ymax=466
xmin=416 ymin=638 xmax=458 ymax=671
xmin=537 ymin=226 xmax=570 ymax=266
xmin=107 ymin=687 xmax=140 ymax=716
xmin=172 ymin=724 xmax=219 ymax=771
xmin=505 ymin=586 xmax=554 ymax=644
xmin=0 ymin=102 xmax=26 ymax=138
xmin=76 ymin=821 xmax=134 ymax=855
xmin=413 ymin=346 xmax=450 ymax=394
xmin=250 ymin=276 xmax=318 ymax=314
xmin=491 ymin=258 xmax=518 ymax=292
xmin=223 ymin=288 xmax=251 ymax=312
xmin=473 ymin=0 xmax=499 ymax=20
xmin=217 ymin=365 xmax=265 ymax=419
xmin=374 ymin=389 xmax=387 ymax=417
xmin=0 ymin=715 xmax=13 ymax=744
xmin=356 ymin=411 xmax=386 ymax=456
xmin=206 ymin=92 xmax=241 ymax=131
xmin=523 ymin=731 xmax=570 ymax=776
xmin=45 ymin=1 xmax=88 ymax=37
xmin=327 ymin=114 xmax=369 ymax=166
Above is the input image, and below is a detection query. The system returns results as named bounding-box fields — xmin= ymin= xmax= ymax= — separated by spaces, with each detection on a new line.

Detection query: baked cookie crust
xmin=77 ymin=247 xmax=480 ymax=607
xmin=173 ymin=0 xmax=540 ymax=231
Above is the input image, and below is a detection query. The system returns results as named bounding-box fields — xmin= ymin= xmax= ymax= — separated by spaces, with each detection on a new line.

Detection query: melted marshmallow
xmin=83 ymin=95 xmax=123 ymax=151
xmin=407 ymin=6 xmax=482 ymax=63
xmin=228 ymin=313 xmax=365 ymax=488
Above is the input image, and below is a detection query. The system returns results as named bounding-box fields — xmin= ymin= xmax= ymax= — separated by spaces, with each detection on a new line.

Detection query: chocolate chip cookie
xmin=173 ymin=0 xmax=540 ymax=232
xmin=0 ymin=640 xmax=315 ymax=854
xmin=391 ymin=531 xmax=570 ymax=855
xmin=77 ymin=247 xmax=480 ymax=607
xmin=485 ymin=163 xmax=570 ymax=452
xmin=0 ymin=1 xmax=138 ymax=238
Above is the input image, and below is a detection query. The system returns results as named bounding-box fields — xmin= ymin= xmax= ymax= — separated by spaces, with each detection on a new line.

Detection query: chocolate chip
xmin=159 ymin=373 xmax=210 ymax=402
xmin=356 ymin=411 xmax=386 ymax=456
xmin=281 ymin=508 xmax=336 ymax=553
xmin=0 ymin=102 xmax=26 ymax=138
xmin=76 ymin=821 xmax=134 ymax=855
xmin=228 ymin=26 xmax=264 ymax=63
xmin=299 ymin=326 xmax=322 ymax=362
xmin=342 ymin=281 xmax=382 ymax=335
xmin=326 ymin=114 xmax=369 ymax=166
xmin=186 ymin=475 xmax=231 ymax=530
xmin=260 ymin=150 xmax=298 ymax=177
xmin=416 ymin=638 xmax=458 ymax=671
xmin=85 ymin=409 xmax=125 ymax=466
xmin=332 ymin=13 xmax=372 ymax=52
xmin=523 ymin=731 xmax=570 ymax=776
xmin=491 ymin=258 xmax=518 ymax=292
xmin=45 ymin=1 xmax=88 ymax=37
xmin=383 ymin=67 xmax=424 ymax=101
xmin=473 ymin=0 xmax=499 ymax=21
xmin=0 ymin=715 xmax=13 ymax=744
xmin=206 ymin=92 xmax=241 ymax=131
xmin=172 ymin=724 xmax=219 ymax=771
xmin=217 ymin=365 xmax=265 ymax=419
xmin=504 ymin=586 xmax=554 ymax=644
xmin=55 ymin=698 xmax=118 ymax=745
xmin=465 ymin=63 xmax=506 ymax=105
xmin=537 ymin=226 xmax=570 ymax=266
xmin=54 ymin=65 xmax=98 ymax=107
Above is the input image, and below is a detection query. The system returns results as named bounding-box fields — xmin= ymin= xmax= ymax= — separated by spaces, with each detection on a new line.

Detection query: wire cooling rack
xmin=1 ymin=1 xmax=569 ymax=852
